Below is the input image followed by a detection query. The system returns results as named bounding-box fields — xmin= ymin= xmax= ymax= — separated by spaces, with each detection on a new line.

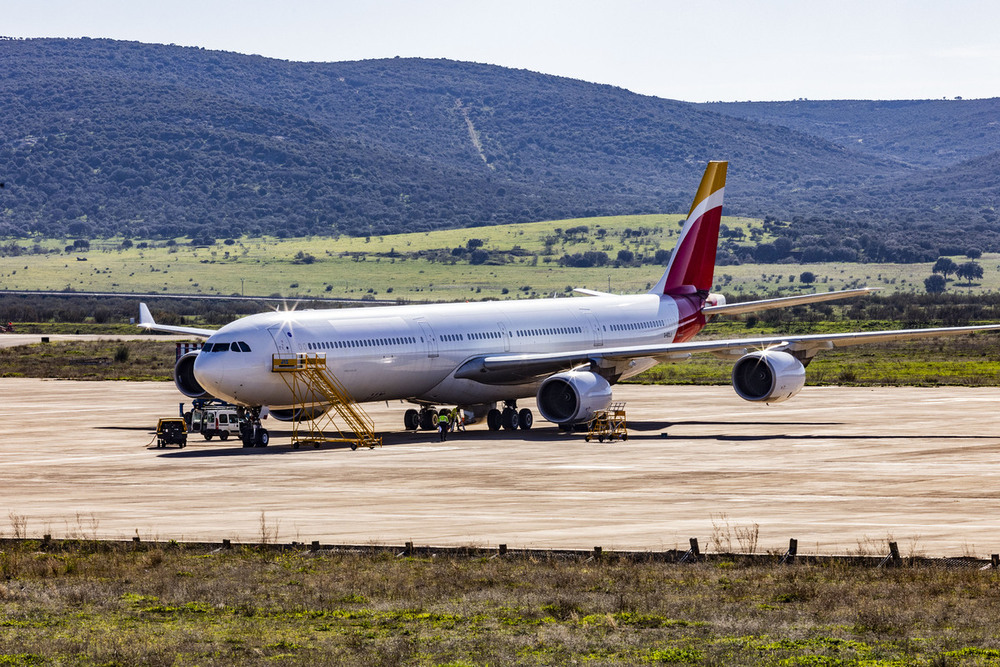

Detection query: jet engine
xmin=174 ymin=351 xmax=211 ymax=399
xmin=731 ymin=350 xmax=805 ymax=403
xmin=536 ymin=370 xmax=613 ymax=425
xmin=268 ymin=406 xmax=329 ymax=422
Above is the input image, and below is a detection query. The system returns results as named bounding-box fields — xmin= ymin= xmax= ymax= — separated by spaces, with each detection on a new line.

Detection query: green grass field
xmin=3 ymin=333 xmax=999 ymax=387
xmin=3 ymin=215 xmax=999 ymax=387
xmin=1 ymin=214 xmax=994 ymax=301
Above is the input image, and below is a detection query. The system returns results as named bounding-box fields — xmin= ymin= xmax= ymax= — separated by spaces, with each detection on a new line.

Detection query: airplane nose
xmin=193 ymin=349 xmax=225 ymax=396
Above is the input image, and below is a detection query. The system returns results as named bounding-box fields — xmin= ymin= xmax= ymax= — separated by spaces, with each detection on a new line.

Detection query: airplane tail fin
xmin=650 ymin=161 xmax=727 ymax=297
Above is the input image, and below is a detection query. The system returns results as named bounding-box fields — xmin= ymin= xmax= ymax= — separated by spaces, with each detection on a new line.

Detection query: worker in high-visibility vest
xmin=449 ymin=406 xmax=464 ymax=432
xmin=437 ymin=411 xmax=450 ymax=441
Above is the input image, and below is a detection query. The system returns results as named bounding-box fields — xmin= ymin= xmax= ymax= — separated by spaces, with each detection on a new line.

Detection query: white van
xmin=189 ymin=405 xmax=242 ymax=441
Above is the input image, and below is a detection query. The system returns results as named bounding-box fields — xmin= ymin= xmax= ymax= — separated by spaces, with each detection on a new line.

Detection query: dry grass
xmin=0 ymin=340 xmax=176 ymax=381
xmin=5 ymin=331 xmax=1000 ymax=389
xmin=2 ymin=542 xmax=1000 ymax=665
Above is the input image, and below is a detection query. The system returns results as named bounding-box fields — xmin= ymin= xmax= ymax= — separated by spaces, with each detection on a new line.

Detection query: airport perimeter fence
xmin=2 ymin=536 xmax=998 ymax=571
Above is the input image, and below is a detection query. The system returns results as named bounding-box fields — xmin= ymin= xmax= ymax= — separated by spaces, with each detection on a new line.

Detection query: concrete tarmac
xmin=3 ymin=378 xmax=1000 ymax=557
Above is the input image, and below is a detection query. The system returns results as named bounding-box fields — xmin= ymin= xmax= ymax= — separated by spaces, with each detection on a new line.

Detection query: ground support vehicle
xmin=585 ymin=402 xmax=628 ymax=442
xmin=185 ymin=400 xmax=241 ymax=442
xmin=155 ymin=417 xmax=187 ymax=448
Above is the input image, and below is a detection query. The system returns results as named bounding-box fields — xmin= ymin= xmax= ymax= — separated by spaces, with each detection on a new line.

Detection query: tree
xmin=799 ymin=271 xmax=816 ymax=284
xmin=966 ymin=248 xmax=983 ymax=259
xmin=932 ymin=257 xmax=958 ymax=280
xmin=956 ymin=261 xmax=984 ymax=284
xmin=924 ymin=274 xmax=947 ymax=293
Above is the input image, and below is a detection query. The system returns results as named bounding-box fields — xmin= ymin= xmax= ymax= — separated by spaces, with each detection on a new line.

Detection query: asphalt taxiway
xmin=3 ymin=378 xmax=999 ymax=557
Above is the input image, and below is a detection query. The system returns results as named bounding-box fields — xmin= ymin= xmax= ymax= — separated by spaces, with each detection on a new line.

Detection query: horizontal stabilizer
xmin=702 ymin=288 xmax=878 ymax=317
xmin=573 ymin=288 xmax=615 ymax=297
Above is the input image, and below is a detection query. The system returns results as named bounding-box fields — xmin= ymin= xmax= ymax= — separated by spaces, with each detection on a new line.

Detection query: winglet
xmin=138 ymin=302 xmax=155 ymax=328
xmin=650 ymin=161 xmax=727 ymax=296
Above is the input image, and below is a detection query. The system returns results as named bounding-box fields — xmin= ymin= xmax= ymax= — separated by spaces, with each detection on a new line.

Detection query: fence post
xmin=878 ymin=541 xmax=901 ymax=568
xmin=780 ymin=538 xmax=797 ymax=565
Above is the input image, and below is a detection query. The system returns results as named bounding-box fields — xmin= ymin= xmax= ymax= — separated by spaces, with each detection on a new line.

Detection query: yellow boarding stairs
xmin=272 ymin=353 xmax=382 ymax=450
xmin=585 ymin=401 xmax=628 ymax=443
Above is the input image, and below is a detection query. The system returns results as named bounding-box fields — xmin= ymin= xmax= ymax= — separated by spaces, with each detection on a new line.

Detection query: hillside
xmin=703 ymin=99 xmax=1000 ymax=169
xmin=0 ymin=38 xmax=998 ymax=260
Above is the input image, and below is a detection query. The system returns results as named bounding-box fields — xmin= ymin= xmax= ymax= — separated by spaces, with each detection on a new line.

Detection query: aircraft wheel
xmin=487 ymin=409 xmax=502 ymax=431
xmin=518 ymin=409 xmax=533 ymax=430
xmin=501 ymin=408 xmax=519 ymax=431
xmin=419 ymin=409 xmax=437 ymax=430
xmin=404 ymin=409 xmax=420 ymax=430
xmin=256 ymin=429 xmax=269 ymax=447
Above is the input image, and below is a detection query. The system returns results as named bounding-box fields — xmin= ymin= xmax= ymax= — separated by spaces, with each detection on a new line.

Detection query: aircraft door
xmin=267 ymin=324 xmax=293 ymax=354
xmin=584 ymin=313 xmax=604 ymax=347
xmin=498 ymin=322 xmax=510 ymax=352
xmin=418 ymin=321 xmax=439 ymax=358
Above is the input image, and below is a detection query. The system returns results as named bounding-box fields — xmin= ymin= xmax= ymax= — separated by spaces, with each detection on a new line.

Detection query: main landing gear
xmin=403 ymin=407 xmax=443 ymax=431
xmin=487 ymin=401 xmax=533 ymax=432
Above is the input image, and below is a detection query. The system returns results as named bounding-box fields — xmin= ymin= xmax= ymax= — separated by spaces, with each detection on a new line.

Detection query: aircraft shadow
xmin=152 ymin=422 xmax=999 ymax=456
xmin=627 ymin=420 xmax=843 ymax=431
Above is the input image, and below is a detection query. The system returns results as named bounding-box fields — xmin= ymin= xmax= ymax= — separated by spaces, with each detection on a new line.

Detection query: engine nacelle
xmin=174 ymin=351 xmax=211 ymax=399
xmin=731 ymin=350 xmax=805 ymax=403
xmin=268 ymin=406 xmax=329 ymax=422
xmin=536 ymin=371 xmax=613 ymax=425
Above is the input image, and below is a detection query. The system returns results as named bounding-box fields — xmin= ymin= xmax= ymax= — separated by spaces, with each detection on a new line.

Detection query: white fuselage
xmin=193 ymin=293 xmax=686 ymax=409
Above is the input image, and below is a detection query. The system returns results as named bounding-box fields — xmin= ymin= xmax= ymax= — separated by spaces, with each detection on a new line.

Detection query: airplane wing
xmin=453 ymin=323 xmax=1000 ymax=384
xmin=138 ymin=303 xmax=216 ymax=338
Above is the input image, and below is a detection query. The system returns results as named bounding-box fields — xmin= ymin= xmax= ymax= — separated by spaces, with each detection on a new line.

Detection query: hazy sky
xmin=6 ymin=0 xmax=998 ymax=102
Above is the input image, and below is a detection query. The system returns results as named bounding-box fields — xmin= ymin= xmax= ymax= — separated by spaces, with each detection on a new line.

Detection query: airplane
xmin=139 ymin=161 xmax=1000 ymax=446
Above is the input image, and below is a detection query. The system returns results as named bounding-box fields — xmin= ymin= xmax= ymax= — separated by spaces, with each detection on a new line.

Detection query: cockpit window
xmin=210 ymin=342 xmax=230 ymax=352
xmin=202 ymin=343 xmax=214 ymax=352
xmin=236 ymin=341 xmax=251 ymax=352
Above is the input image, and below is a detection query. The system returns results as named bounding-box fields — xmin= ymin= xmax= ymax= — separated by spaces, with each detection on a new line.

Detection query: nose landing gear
xmin=237 ymin=407 xmax=270 ymax=448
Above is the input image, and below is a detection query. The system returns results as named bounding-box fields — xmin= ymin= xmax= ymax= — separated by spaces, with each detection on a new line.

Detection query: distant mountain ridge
xmin=703 ymin=99 xmax=1000 ymax=169
xmin=0 ymin=38 xmax=997 ymax=260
